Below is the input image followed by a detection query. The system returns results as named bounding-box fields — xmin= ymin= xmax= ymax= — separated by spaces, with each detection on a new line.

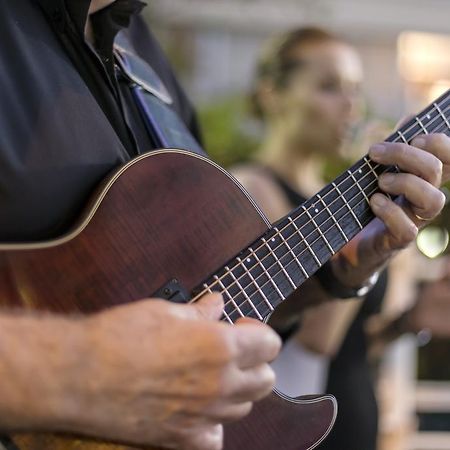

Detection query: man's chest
xmin=0 ymin=2 xmax=133 ymax=241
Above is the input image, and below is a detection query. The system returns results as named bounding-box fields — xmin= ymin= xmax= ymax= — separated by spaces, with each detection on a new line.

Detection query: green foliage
xmin=197 ymin=96 xmax=260 ymax=168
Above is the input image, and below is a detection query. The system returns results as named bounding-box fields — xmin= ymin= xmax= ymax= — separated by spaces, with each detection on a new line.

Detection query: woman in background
xmin=233 ymin=27 xmax=450 ymax=450
xmin=232 ymin=27 xmax=384 ymax=449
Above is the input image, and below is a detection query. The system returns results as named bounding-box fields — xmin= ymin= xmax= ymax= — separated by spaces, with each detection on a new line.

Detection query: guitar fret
xmin=362 ymin=156 xmax=391 ymax=199
xmin=236 ymin=258 xmax=264 ymax=320
xmin=274 ymin=227 xmax=309 ymax=278
xmin=397 ymin=130 xmax=408 ymax=143
xmin=288 ymin=216 xmax=321 ymax=266
xmin=316 ymin=194 xmax=348 ymax=243
xmin=204 ymin=283 xmax=233 ymax=323
xmin=363 ymin=157 xmax=380 ymax=180
xmin=222 ymin=310 xmax=233 ymax=324
xmin=415 ymin=116 xmax=429 ymax=134
xmin=262 ymin=238 xmax=296 ymax=289
xmin=347 ymin=170 xmax=370 ymax=205
xmin=195 ymin=92 xmax=450 ymax=330
xmin=434 ymin=102 xmax=450 ymax=130
xmin=223 ymin=268 xmax=260 ymax=319
xmin=248 ymin=247 xmax=284 ymax=303
xmin=213 ymin=275 xmax=245 ymax=318
xmin=301 ymin=205 xmax=335 ymax=254
xmin=332 ymin=182 xmax=363 ymax=229
xmin=238 ymin=257 xmax=274 ymax=313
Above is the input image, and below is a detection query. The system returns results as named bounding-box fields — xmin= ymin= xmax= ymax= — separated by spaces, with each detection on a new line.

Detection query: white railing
xmin=409 ymin=381 xmax=450 ymax=450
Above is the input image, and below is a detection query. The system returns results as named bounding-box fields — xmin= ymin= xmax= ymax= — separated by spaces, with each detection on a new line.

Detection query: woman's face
xmin=271 ymin=41 xmax=363 ymax=157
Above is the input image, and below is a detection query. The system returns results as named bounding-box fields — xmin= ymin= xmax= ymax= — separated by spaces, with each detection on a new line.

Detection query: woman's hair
xmin=250 ymin=27 xmax=340 ymax=119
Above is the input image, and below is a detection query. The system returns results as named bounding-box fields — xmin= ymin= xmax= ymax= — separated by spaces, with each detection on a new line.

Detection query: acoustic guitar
xmin=1 ymin=89 xmax=449 ymax=450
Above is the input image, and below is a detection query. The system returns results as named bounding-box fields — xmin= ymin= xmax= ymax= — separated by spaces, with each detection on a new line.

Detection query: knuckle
xmin=213 ymin=327 xmax=236 ymax=362
xmin=429 ymin=158 xmax=443 ymax=185
xmin=216 ymin=373 xmax=235 ymax=399
xmin=430 ymin=133 xmax=450 ymax=165
xmin=378 ymin=198 xmax=395 ymax=218
xmin=220 ymin=402 xmax=253 ymax=422
xmin=432 ymin=132 xmax=449 ymax=149
xmin=251 ymin=365 xmax=276 ymax=400
xmin=259 ymin=331 xmax=282 ymax=362
xmin=202 ymin=427 xmax=223 ymax=450
xmin=185 ymin=426 xmax=223 ymax=450
xmin=239 ymin=364 xmax=276 ymax=401
xmin=396 ymin=143 xmax=409 ymax=159
xmin=270 ymin=331 xmax=283 ymax=355
xmin=381 ymin=173 xmax=401 ymax=191
xmin=235 ymin=402 xmax=253 ymax=419
xmin=401 ymin=223 xmax=418 ymax=244
xmin=261 ymin=364 xmax=276 ymax=388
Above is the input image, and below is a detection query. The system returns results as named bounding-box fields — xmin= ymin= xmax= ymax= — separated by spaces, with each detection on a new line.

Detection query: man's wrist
xmin=0 ymin=313 xmax=88 ymax=433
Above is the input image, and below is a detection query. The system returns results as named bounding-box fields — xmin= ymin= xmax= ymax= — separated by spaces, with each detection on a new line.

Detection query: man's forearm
xmin=0 ymin=313 xmax=87 ymax=433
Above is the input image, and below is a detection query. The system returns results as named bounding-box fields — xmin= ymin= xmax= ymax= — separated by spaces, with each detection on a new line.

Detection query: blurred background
xmin=144 ymin=1 xmax=450 ymax=449
xmin=145 ymin=0 xmax=450 ymax=166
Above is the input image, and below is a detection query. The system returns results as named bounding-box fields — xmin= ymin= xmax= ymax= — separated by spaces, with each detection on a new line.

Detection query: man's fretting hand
xmin=332 ymin=132 xmax=450 ymax=288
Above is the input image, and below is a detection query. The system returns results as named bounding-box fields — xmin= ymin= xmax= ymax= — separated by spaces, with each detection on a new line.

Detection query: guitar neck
xmin=197 ymin=89 xmax=450 ymax=324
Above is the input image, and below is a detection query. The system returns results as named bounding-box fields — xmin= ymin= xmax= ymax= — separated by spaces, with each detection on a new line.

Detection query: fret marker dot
xmin=271 ymin=238 xmax=276 ymax=242
xmin=426 ymin=114 xmax=431 ymax=120
xmin=358 ymin=169 xmax=362 ymax=174
xmin=246 ymin=258 xmax=251 ymax=263
xmin=314 ymin=208 xmax=319 ymax=213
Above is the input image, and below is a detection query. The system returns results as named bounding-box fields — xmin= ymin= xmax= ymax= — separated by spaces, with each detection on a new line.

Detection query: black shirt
xmin=0 ymin=0 xmax=200 ymax=241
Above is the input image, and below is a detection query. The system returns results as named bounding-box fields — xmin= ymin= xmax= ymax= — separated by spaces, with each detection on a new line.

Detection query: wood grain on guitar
xmin=0 ymin=150 xmax=336 ymax=450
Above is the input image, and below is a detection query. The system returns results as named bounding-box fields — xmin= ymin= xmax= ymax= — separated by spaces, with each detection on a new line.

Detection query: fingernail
xmin=380 ymin=173 xmax=395 ymax=185
xmin=369 ymin=144 xmax=386 ymax=159
xmin=412 ymin=136 xmax=426 ymax=148
xmin=371 ymin=194 xmax=387 ymax=208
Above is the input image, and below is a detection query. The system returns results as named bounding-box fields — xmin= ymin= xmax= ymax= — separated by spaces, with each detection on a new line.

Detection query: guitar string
xmin=216 ymin=110 xmax=450 ymax=320
xmin=192 ymin=99 xmax=450 ymax=314
xmin=235 ymin=111 xmax=450 ymax=322
xmin=207 ymin=97 xmax=447 ymax=314
xmin=206 ymin=95 xmax=450 ymax=307
xmin=190 ymin=97 xmax=450 ymax=314
xmin=222 ymin=182 xmax=382 ymax=321
xmin=207 ymin=103 xmax=450 ymax=321
xmin=216 ymin=114 xmax=450 ymax=321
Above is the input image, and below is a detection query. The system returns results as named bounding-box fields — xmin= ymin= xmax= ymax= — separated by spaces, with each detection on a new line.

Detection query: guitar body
xmin=224 ymin=390 xmax=336 ymax=450
xmin=0 ymin=149 xmax=336 ymax=450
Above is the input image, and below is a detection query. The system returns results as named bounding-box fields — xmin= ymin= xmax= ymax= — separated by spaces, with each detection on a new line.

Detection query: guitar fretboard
xmin=196 ymin=89 xmax=450 ymax=324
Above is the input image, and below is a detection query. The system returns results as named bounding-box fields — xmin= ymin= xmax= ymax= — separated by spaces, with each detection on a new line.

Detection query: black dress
xmin=267 ymin=169 xmax=388 ymax=450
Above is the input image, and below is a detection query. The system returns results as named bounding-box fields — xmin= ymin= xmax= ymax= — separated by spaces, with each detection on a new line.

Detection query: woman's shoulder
xmin=230 ymin=163 xmax=287 ymax=196
xmin=230 ymin=163 xmax=293 ymax=222
xmin=231 ymin=163 xmax=271 ymax=185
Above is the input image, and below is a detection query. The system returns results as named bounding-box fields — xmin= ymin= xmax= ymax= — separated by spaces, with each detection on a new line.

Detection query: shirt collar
xmin=35 ymin=0 xmax=146 ymax=36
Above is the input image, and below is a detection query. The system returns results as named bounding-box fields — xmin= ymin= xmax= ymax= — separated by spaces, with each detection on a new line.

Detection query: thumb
xmin=190 ymin=292 xmax=224 ymax=321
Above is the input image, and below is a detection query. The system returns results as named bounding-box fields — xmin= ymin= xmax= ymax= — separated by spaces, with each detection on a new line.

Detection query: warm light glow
xmin=416 ymin=226 xmax=449 ymax=259
xmin=427 ymin=80 xmax=450 ymax=103
xmin=398 ymin=32 xmax=450 ymax=83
